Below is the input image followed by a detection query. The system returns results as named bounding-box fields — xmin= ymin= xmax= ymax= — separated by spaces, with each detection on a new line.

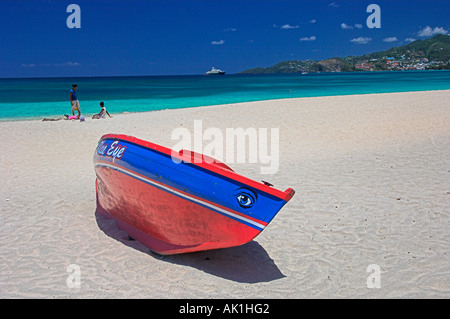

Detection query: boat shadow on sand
xmin=95 ymin=212 xmax=285 ymax=283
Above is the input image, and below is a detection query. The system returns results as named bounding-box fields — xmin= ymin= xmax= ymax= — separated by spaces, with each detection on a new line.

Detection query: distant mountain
xmin=240 ymin=34 xmax=450 ymax=74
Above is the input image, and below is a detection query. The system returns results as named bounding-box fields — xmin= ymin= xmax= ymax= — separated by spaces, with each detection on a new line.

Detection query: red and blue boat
xmin=93 ymin=134 xmax=295 ymax=255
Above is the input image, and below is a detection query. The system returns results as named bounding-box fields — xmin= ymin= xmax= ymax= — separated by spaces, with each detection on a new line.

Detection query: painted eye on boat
xmin=237 ymin=194 xmax=253 ymax=207
xmin=234 ymin=188 xmax=257 ymax=209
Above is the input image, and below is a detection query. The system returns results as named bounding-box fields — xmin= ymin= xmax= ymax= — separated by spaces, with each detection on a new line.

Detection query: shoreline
xmin=1 ymin=90 xmax=449 ymax=298
xmin=1 ymin=88 xmax=450 ymax=123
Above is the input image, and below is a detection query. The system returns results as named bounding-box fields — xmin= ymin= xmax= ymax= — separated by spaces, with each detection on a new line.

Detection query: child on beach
xmin=92 ymin=101 xmax=111 ymax=119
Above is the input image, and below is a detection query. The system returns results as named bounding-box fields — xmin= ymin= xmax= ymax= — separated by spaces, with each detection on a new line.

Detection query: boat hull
xmin=205 ymin=71 xmax=225 ymax=75
xmin=93 ymin=134 xmax=294 ymax=255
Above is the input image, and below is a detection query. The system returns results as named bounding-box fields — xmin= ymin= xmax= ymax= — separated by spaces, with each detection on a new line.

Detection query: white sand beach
xmin=0 ymin=90 xmax=449 ymax=298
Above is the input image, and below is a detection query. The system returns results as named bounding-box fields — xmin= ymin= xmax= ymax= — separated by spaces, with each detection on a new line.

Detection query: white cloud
xmin=224 ymin=27 xmax=236 ymax=32
xmin=405 ymin=37 xmax=416 ymax=43
xmin=350 ymin=37 xmax=372 ymax=44
xmin=299 ymin=36 xmax=317 ymax=41
xmin=328 ymin=2 xmax=340 ymax=8
xmin=383 ymin=37 xmax=398 ymax=43
xmin=59 ymin=61 xmax=81 ymax=67
xmin=310 ymin=19 xmax=317 ymax=24
xmin=340 ymin=23 xmax=353 ymax=30
xmin=417 ymin=26 xmax=448 ymax=37
xmin=280 ymin=24 xmax=299 ymax=29
xmin=341 ymin=23 xmax=364 ymax=30
xmin=22 ymin=62 xmax=81 ymax=68
xmin=211 ymin=40 xmax=225 ymax=45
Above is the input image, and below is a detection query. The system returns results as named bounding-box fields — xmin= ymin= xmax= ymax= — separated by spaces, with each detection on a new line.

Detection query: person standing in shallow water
xmin=69 ymin=84 xmax=81 ymax=117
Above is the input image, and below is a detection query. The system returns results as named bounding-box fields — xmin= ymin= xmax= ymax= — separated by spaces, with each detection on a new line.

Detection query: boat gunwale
xmin=97 ymin=133 xmax=295 ymax=201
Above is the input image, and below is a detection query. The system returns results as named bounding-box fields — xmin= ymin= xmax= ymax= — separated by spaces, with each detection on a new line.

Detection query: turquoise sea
xmin=1 ymin=71 xmax=449 ymax=121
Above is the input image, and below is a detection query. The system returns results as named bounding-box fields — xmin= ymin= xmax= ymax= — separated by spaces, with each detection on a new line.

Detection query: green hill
xmin=358 ymin=34 xmax=450 ymax=62
xmin=240 ymin=34 xmax=450 ymax=74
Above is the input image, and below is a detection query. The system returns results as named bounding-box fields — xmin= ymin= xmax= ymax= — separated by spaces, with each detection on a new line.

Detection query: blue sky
xmin=1 ymin=0 xmax=449 ymax=77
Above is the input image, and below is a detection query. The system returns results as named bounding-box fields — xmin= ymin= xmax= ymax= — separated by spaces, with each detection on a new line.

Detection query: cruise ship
xmin=205 ymin=67 xmax=226 ymax=75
